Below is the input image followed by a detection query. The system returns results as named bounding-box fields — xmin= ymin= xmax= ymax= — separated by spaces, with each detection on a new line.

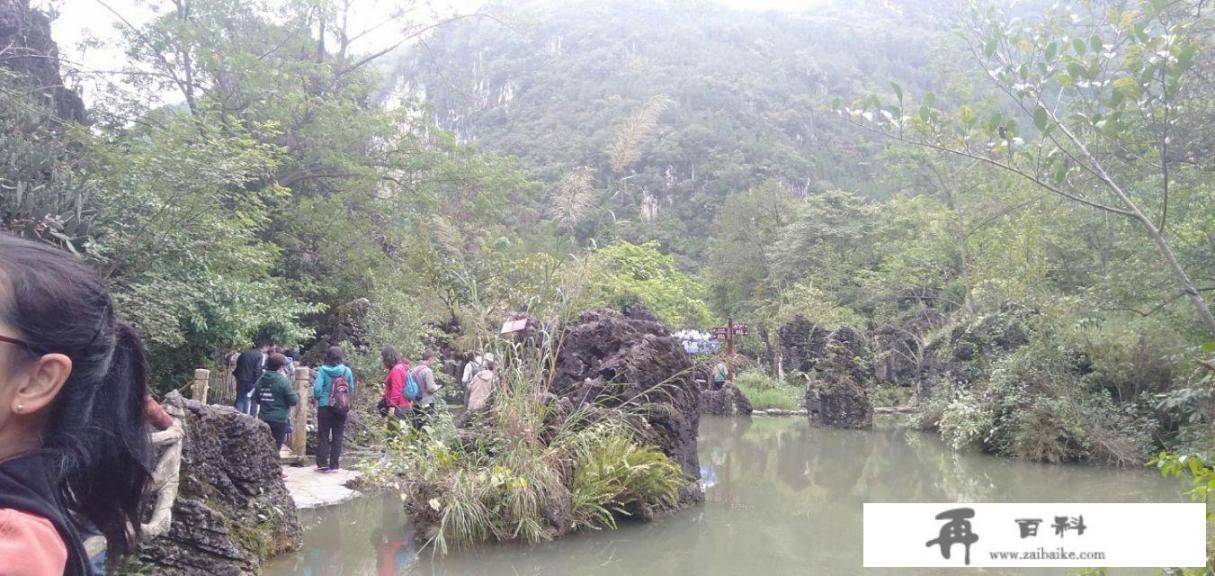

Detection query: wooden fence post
xmin=291 ymin=367 xmax=310 ymax=458
xmin=192 ymin=369 xmax=210 ymax=404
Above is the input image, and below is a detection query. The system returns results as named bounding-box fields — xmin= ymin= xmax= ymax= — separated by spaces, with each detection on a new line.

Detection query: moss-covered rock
xmin=804 ymin=328 xmax=874 ymax=429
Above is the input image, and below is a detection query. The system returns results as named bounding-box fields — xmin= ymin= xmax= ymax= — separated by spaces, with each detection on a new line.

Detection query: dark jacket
xmin=255 ymin=371 xmax=299 ymax=423
xmin=234 ymin=347 xmax=265 ymax=383
xmin=0 ymin=453 xmax=90 ymax=576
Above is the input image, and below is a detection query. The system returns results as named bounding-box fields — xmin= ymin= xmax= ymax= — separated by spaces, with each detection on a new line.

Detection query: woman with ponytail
xmin=0 ymin=234 xmax=152 ymax=575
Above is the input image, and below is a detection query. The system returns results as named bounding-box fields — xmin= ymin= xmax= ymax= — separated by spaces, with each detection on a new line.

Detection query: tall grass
xmin=364 ymin=336 xmax=688 ymax=554
xmin=734 ymin=370 xmax=803 ymax=410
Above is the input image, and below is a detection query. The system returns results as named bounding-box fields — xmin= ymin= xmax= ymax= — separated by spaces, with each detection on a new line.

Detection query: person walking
xmin=410 ymin=352 xmax=440 ymax=430
xmin=460 ymin=353 xmax=481 ymax=406
xmin=312 ymin=346 xmax=355 ymax=472
xmin=233 ymin=340 xmax=268 ymax=415
xmin=0 ymin=234 xmax=153 ymax=575
xmin=255 ymin=353 xmax=298 ymax=453
xmin=712 ymin=360 xmax=729 ymax=390
xmin=465 ymin=361 xmax=496 ymax=414
xmin=280 ymin=349 xmax=299 ymax=442
xmin=282 ymin=349 xmax=297 ymax=376
xmin=380 ymin=346 xmax=412 ymax=445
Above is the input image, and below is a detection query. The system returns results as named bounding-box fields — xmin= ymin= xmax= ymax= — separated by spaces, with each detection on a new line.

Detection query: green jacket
xmin=255 ymin=371 xmax=298 ymax=423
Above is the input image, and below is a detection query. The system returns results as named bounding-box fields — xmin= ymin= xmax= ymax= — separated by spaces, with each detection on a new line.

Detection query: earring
xmin=14 ymin=403 xmax=23 ymax=412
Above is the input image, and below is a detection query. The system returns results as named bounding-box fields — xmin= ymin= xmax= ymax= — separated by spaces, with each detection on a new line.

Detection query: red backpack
xmin=330 ymin=371 xmax=352 ymax=415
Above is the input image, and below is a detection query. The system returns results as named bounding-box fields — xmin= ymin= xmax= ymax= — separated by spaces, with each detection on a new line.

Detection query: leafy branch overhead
xmin=836 ymin=0 xmax=1215 ymax=338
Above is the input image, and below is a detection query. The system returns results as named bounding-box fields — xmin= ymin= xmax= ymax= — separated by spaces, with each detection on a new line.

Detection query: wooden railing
xmin=190 ymin=366 xmax=312 ymax=462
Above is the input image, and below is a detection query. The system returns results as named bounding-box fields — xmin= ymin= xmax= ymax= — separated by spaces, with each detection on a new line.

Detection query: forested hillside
xmin=391 ymin=0 xmax=955 ymax=260
xmin=394 ymin=0 xmax=1215 ymax=463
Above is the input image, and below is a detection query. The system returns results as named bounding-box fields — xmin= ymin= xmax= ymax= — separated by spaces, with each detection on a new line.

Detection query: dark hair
xmin=265 ymin=353 xmax=286 ymax=372
xmin=421 ymin=351 xmax=435 ymax=362
xmin=0 ymin=235 xmax=151 ymax=561
xmin=381 ymin=346 xmax=400 ymax=369
xmin=324 ymin=346 xmax=344 ymax=366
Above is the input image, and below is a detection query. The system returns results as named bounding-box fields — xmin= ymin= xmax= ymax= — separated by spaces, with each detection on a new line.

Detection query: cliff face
xmin=0 ymin=0 xmax=85 ymax=121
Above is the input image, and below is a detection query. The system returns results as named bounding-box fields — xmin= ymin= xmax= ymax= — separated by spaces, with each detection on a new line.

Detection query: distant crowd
xmin=228 ymin=342 xmax=497 ymax=472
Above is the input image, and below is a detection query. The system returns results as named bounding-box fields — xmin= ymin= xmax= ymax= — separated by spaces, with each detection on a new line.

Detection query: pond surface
xmin=265 ymin=416 xmax=1185 ymax=576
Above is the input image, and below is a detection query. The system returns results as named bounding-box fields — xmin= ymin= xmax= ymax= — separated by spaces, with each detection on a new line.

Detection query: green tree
xmin=705 ymin=178 xmax=794 ymax=319
xmin=0 ymin=69 xmax=95 ymax=252
xmin=843 ymin=0 xmax=1215 ymax=338
xmin=585 ymin=241 xmax=711 ymax=328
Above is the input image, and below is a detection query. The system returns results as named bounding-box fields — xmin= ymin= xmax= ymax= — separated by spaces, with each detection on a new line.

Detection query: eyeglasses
xmin=0 ymin=334 xmax=35 ymax=353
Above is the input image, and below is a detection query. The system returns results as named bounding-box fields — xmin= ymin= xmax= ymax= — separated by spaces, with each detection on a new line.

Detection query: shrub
xmin=912 ymin=385 xmax=952 ymax=431
xmin=937 ymin=391 xmax=993 ymax=451
xmin=870 ymin=384 xmax=911 ymax=407
xmin=1075 ymin=318 xmax=1186 ymax=402
xmin=977 ymin=336 xmax=1157 ymax=465
xmin=1153 ymin=452 xmax=1215 ymax=572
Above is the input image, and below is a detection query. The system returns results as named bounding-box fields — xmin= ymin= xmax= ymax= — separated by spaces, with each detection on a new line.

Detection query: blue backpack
xmin=403 ymin=369 xmax=421 ymax=402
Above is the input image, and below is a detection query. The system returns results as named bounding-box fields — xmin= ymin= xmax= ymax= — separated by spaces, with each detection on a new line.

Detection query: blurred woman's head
xmin=381 ymin=346 xmax=401 ymax=370
xmin=0 ymin=234 xmax=151 ymax=560
xmin=324 ymin=346 xmax=344 ymax=366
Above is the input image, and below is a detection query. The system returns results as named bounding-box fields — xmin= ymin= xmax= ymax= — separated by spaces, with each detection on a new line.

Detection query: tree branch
xmin=335 ymin=12 xmax=500 ymax=79
xmin=840 ymin=115 xmax=1136 ymax=217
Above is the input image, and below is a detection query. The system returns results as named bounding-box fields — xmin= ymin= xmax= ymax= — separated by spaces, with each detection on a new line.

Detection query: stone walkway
xmin=283 ymin=466 xmax=362 ymax=509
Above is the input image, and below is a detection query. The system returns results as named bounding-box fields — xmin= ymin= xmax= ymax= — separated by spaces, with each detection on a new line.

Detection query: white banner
xmin=864 ymin=503 xmax=1207 ymax=568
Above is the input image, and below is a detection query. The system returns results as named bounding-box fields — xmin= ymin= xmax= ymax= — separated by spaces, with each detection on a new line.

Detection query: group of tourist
xmin=230 ymin=342 xmax=302 ymax=465
xmin=231 ymin=341 xmax=300 ymax=416
xmin=379 ymin=348 xmax=498 ymax=438
xmin=231 ymin=340 xmax=499 ymax=473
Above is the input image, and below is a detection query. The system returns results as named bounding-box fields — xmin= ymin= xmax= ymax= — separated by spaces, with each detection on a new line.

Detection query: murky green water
xmin=266 ymin=416 xmax=1185 ymax=576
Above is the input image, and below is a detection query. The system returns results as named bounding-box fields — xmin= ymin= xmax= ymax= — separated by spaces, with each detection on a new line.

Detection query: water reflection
xmin=266 ymin=416 xmax=1185 ymax=576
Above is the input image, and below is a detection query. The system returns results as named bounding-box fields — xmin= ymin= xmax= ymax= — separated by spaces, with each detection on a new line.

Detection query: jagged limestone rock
xmin=804 ymin=327 xmax=874 ymax=429
xmin=0 ymin=0 xmax=85 ymax=121
xmin=551 ymin=308 xmax=702 ymax=504
xmin=124 ymin=399 xmax=300 ymax=575
xmin=699 ymin=383 xmax=753 ymax=416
